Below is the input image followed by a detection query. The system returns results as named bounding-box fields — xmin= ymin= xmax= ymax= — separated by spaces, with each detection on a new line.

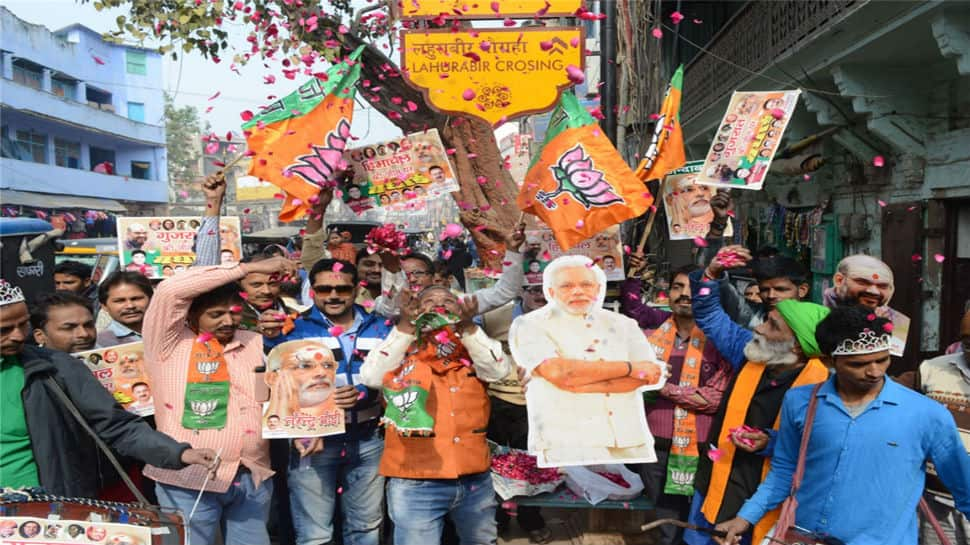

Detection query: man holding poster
xmin=509 ymin=255 xmax=667 ymax=467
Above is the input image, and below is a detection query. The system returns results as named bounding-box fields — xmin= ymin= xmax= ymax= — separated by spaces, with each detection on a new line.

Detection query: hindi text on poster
xmin=401 ymin=28 xmax=584 ymax=126
xmin=394 ymin=0 xmax=583 ymax=20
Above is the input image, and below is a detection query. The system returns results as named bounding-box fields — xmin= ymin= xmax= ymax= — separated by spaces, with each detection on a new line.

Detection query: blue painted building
xmin=0 ymin=5 xmax=168 ymax=220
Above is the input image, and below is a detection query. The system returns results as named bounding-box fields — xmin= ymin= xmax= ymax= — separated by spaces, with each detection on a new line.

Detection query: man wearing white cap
xmin=0 ymin=279 xmax=217 ymax=497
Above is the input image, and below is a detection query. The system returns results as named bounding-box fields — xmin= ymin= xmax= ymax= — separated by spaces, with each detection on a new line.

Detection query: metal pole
xmin=599 ymin=0 xmax=618 ymax=144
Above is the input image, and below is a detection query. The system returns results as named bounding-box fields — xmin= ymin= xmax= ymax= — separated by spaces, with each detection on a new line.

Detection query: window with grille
xmin=14 ymin=130 xmax=47 ymax=163
xmin=54 ymin=138 xmax=81 ymax=169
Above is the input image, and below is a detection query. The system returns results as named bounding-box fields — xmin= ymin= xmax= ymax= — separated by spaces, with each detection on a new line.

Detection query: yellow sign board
xmin=401 ymin=27 xmax=585 ymax=126
xmin=395 ymin=0 xmax=584 ymax=19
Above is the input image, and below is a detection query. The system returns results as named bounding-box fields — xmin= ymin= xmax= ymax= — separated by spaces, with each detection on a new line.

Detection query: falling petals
xmin=912 ymin=253 xmax=923 ymax=263
xmin=670 ymin=11 xmax=684 ymax=24
xmin=878 ymin=200 xmax=887 ymax=207
xmin=707 ymin=445 xmax=723 ymax=462
xmin=770 ymin=108 xmax=785 ymax=120
xmin=698 ymin=287 xmax=711 ymax=296
xmin=934 ymin=253 xmax=945 ymax=263
xmin=693 ymin=236 xmax=708 ymax=247
xmin=882 ymin=322 xmax=894 ymax=333
xmin=332 ymin=262 xmax=344 ymax=273
xmin=240 ymin=110 xmax=254 ymax=121
xmin=566 ymin=64 xmax=585 ymax=84
xmin=651 ymin=27 xmax=663 ymax=39
xmin=196 ymin=332 xmax=214 ymax=343
xmin=328 ymin=325 xmax=345 ymax=336
xmin=872 ymin=155 xmax=885 ymax=167
xmin=462 ymin=88 xmax=476 ymax=101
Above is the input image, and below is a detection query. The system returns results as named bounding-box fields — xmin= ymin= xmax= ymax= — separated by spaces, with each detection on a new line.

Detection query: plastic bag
xmin=489 ymin=442 xmax=564 ymax=500
xmin=562 ymin=464 xmax=644 ymax=505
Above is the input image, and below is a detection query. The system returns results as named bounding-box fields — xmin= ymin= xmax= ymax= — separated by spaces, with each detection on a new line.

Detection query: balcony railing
xmin=682 ymin=0 xmax=864 ymax=123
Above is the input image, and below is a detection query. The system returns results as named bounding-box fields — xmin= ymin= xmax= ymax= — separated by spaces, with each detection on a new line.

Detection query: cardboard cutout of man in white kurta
xmin=509 ymin=255 xmax=667 ymax=468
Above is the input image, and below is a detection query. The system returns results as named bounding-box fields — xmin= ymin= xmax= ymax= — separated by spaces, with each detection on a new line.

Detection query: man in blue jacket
xmin=262 ymin=259 xmax=391 ymax=545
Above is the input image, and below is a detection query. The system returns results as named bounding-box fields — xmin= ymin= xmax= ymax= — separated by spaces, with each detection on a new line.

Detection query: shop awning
xmin=0 ymin=190 xmax=127 ymax=212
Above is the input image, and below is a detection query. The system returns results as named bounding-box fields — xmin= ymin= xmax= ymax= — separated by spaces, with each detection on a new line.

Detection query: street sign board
xmin=401 ymin=27 xmax=585 ymax=126
xmin=395 ymin=0 xmax=583 ymax=19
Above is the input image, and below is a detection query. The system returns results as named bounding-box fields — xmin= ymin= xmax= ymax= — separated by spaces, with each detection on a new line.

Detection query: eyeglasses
xmin=405 ymin=270 xmax=431 ymax=278
xmin=312 ymin=285 xmax=354 ymax=295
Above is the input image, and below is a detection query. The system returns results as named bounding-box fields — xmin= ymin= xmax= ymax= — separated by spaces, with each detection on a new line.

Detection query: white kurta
xmin=509 ymin=306 xmax=666 ymax=467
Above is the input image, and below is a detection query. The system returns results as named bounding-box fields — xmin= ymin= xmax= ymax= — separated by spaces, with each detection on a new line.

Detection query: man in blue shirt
xmin=716 ymin=306 xmax=970 ymax=545
xmin=262 ymin=258 xmax=391 ymax=545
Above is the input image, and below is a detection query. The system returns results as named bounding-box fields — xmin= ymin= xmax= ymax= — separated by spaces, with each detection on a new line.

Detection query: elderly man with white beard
xmin=681 ymin=269 xmax=831 ymax=545
xmin=509 ymin=255 xmax=667 ymax=468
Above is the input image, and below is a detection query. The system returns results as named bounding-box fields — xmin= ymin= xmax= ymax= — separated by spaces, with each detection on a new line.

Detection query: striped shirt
xmin=142 ymin=264 xmax=271 ymax=493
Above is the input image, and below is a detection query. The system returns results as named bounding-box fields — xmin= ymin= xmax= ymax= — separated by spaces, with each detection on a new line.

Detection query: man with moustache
xmin=0 ymin=279 xmax=217 ymax=497
xmin=717 ymin=307 xmax=970 ymax=545
xmin=97 ymin=272 xmax=153 ymax=347
xmin=683 ymin=268 xmax=830 ymax=545
xmin=30 ymin=292 xmax=97 ymax=353
xmin=509 ymin=255 xmax=666 ymax=468
xmin=141 ymin=257 xmax=296 ymax=545
xmin=823 ymin=254 xmax=910 ymax=356
xmin=639 ymin=265 xmax=733 ymax=545
xmin=262 ymin=259 xmax=391 ymax=545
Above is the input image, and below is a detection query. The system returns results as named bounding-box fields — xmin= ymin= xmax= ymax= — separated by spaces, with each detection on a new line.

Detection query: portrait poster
xmin=73 ymin=342 xmax=154 ymax=417
xmin=0 ymin=516 xmax=152 ymax=544
xmin=463 ymin=268 xmax=498 ymax=293
xmin=262 ymin=338 xmax=346 ymax=439
xmin=116 ymin=217 xmax=242 ymax=279
xmin=662 ymin=161 xmax=734 ymax=240
xmin=509 ymin=255 xmax=667 ymax=468
xmin=342 ymin=129 xmax=458 ymax=213
xmin=695 ymin=90 xmax=801 ymax=190
xmin=523 ymin=224 xmax=624 ymax=284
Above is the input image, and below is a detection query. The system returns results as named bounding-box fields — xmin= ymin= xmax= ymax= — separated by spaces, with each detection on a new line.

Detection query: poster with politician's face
xmin=262 ymin=339 xmax=346 ymax=438
xmin=74 ymin=342 xmax=153 ymax=417
xmin=663 ymin=161 xmax=734 ymax=240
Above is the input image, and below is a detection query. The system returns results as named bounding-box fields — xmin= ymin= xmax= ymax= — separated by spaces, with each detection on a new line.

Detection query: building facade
xmin=658 ymin=0 xmax=970 ymax=371
xmin=0 ymin=6 xmax=168 ymax=229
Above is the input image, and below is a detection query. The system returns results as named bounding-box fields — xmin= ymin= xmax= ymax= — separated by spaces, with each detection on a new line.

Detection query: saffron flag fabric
xmin=243 ymin=46 xmax=365 ymax=222
xmin=636 ymin=65 xmax=686 ymax=182
xmin=518 ymin=92 xmax=652 ymax=251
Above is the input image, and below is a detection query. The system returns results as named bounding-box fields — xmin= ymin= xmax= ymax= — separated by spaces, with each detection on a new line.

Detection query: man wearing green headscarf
xmin=681 ymin=270 xmax=831 ymax=545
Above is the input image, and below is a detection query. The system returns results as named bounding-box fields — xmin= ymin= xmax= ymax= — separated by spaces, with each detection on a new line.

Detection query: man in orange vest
xmin=360 ymin=286 xmax=509 ymax=545
xmin=682 ymin=250 xmax=831 ymax=545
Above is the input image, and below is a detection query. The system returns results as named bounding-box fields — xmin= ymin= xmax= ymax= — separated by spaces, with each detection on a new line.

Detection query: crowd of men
xmin=2 ymin=175 xmax=969 ymax=545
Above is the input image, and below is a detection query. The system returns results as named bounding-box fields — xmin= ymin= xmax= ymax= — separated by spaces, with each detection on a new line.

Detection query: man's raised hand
xmin=704 ymin=245 xmax=752 ymax=280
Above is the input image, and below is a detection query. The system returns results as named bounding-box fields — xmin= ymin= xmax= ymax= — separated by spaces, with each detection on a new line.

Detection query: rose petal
xmin=934 ymin=253 xmax=945 ymax=263
xmin=328 ymin=325 xmax=345 ymax=336
xmin=872 ymin=155 xmax=885 ymax=167
xmin=651 ymin=27 xmax=662 ymax=39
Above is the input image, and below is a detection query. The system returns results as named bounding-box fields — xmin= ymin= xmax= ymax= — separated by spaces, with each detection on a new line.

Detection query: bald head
xmin=833 ymin=254 xmax=894 ymax=309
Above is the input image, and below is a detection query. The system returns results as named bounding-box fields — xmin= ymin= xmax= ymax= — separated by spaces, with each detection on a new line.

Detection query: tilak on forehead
xmin=840 ymin=255 xmax=894 ymax=283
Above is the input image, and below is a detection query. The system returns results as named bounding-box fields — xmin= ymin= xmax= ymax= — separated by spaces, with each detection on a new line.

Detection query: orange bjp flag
xmin=518 ymin=92 xmax=652 ymax=251
xmin=636 ymin=65 xmax=686 ymax=182
xmin=243 ymin=46 xmax=364 ymax=222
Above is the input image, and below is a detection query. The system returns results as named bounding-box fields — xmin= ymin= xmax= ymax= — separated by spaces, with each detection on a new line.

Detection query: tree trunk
xmin=337 ymin=35 xmax=521 ymax=269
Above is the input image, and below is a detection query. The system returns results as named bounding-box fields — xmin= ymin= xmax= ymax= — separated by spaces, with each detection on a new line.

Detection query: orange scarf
xmin=701 ymin=358 xmax=828 ymax=542
xmin=647 ymin=319 xmax=706 ymax=495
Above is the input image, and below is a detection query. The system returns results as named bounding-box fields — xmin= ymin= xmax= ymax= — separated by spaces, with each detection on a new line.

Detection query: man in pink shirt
xmin=142 ymin=257 xmax=296 ymax=545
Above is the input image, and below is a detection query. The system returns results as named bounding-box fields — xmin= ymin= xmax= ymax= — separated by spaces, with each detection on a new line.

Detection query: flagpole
xmin=636 ymin=179 xmax=664 ymax=254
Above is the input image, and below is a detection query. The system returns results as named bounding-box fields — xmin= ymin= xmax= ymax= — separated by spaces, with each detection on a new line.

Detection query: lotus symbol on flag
xmin=672 ymin=435 xmax=691 ymax=448
xmin=391 ymin=390 xmax=418 ymax=415
xmin=191 ymin=399 xmax=218 ymax=417
xmin=536 ymin=144 xmax=625 ymax=210
xmin=670 ymin=470 xmax=693 ymax=485
xmin=197 ymin=360 xmax=220 ymax=380
xmin=284 ymin=119 xmax=352 ymax=187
